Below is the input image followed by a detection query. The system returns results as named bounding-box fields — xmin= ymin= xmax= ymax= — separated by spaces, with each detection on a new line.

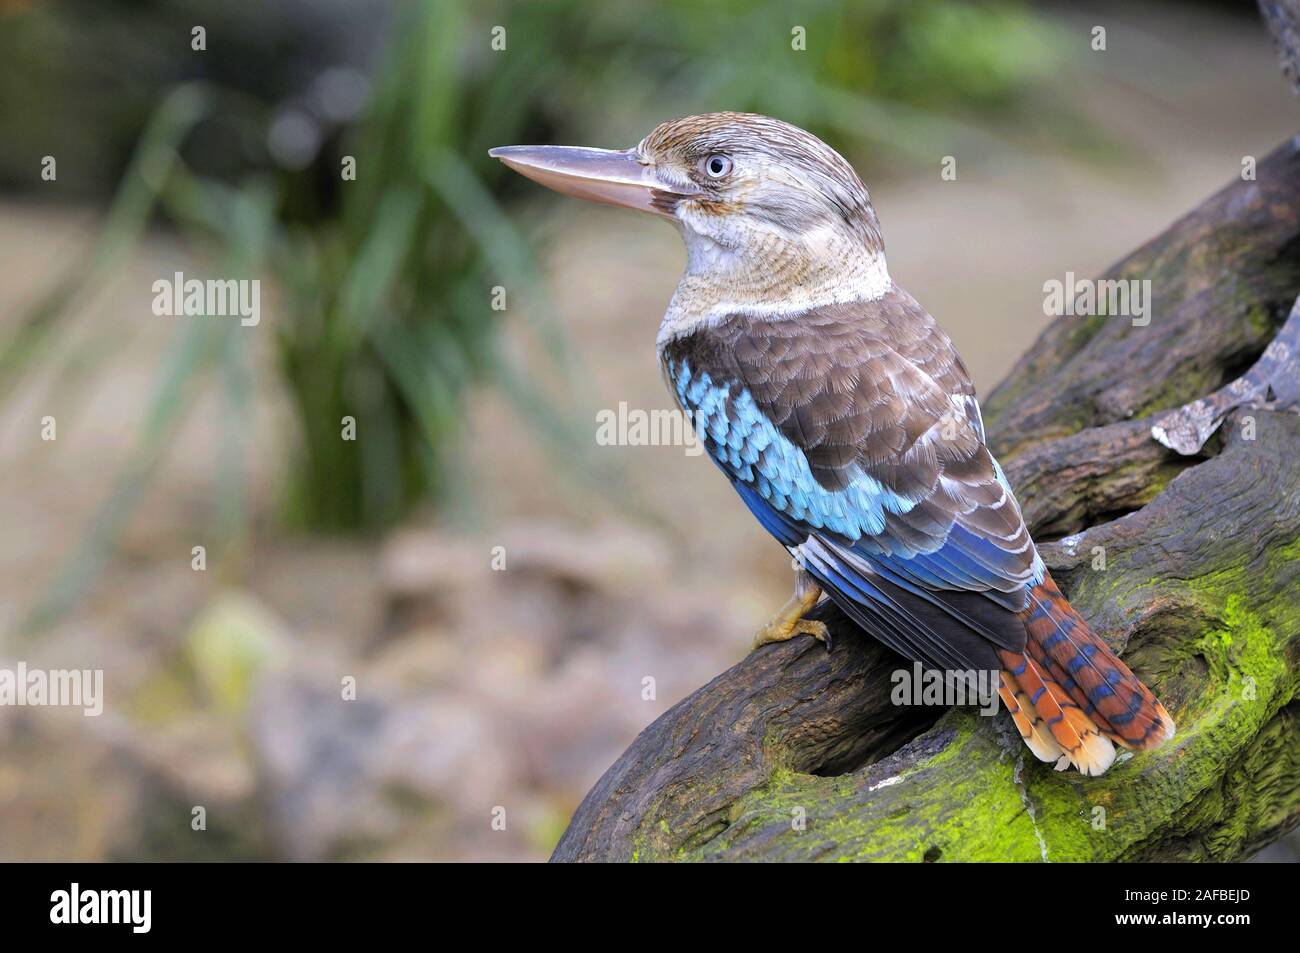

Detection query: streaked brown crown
xmin=638 ymin=112 xmax=882 ymax=253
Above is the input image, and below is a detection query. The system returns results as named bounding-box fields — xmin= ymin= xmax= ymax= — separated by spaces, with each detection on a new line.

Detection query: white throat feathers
xmin=657 ymin=217 xmax=891 ymax=348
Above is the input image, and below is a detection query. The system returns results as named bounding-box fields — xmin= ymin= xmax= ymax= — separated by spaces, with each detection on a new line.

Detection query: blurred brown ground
xmin=0 ymin=4 xmax=1297 ymax=860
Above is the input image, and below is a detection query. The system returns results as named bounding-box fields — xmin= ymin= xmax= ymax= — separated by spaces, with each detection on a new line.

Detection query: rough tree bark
xmin=551 ymin=121 xmax=1300 ymax=862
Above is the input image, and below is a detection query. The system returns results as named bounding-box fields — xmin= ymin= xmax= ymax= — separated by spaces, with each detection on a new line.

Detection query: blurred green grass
xmin=0 ymin=0 xmax=1103 ymax=627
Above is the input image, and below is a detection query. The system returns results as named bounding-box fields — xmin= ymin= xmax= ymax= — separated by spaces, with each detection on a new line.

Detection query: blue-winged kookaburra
xmin=491 ymin=113 xmax=1174 ymax=775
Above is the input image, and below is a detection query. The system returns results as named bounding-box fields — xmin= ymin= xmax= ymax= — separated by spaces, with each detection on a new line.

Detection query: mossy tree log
xmin=551 ymin=138 xmax=1300 ymax=863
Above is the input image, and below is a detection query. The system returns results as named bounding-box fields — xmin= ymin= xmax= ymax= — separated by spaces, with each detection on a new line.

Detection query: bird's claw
xmin=752 ymin=617 xmax=832 ymax=653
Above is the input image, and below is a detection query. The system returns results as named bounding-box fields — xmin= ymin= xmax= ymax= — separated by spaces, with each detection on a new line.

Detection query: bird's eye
xmin=703 ymin=154 xmax=733 ymax=179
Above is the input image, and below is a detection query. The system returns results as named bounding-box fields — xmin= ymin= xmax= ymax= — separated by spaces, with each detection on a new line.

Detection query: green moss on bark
xmin=659 ymin=535 xmax=1298 ymax=863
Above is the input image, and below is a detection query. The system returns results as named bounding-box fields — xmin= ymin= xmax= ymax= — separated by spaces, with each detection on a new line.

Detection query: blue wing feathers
xmin=667 ymin=353 xmax=1030 ymax=670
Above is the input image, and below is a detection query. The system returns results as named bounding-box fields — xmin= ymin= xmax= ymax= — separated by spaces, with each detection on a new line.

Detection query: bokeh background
xmin=0 ymin=0 xmax=1296 ymax=861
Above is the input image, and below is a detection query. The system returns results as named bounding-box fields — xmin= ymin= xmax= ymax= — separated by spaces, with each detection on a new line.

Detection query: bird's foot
xmin=752 ymin=616 xmax=831 ymax=652
xmin=751 ymin=576 xmax=831 ymax=652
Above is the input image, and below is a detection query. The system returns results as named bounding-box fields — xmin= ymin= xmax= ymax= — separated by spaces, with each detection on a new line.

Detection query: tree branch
xmin=551 ymin=137 xmax=1300 ymax=864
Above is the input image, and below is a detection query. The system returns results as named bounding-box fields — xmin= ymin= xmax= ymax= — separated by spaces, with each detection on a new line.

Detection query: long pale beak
xmin=488 ymin=145 xmax=695 ymax=218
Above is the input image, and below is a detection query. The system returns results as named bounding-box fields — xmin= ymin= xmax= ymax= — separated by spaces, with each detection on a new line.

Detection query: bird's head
xmin=491 ymin=113 xmax=887 ymax=299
